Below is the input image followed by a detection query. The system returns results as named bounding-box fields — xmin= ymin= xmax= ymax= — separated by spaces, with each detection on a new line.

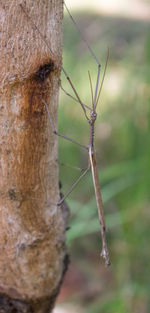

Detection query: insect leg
xmin=57 ymin=165 xmax=90 ymax=205
xmin=42 ymin=100 xmax=88 ymax=150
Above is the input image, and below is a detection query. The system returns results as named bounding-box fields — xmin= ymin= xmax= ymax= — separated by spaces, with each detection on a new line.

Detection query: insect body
xmin=88 ymin=113 xmax=110 ymax=266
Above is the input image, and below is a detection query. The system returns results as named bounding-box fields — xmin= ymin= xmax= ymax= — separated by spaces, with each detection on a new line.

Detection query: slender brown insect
xmin=20 ymin=2 xmax=110 ymax=266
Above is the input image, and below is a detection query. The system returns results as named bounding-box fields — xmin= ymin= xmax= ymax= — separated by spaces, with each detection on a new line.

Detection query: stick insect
xmin=20 ymin=2 xmax=110 ymax=266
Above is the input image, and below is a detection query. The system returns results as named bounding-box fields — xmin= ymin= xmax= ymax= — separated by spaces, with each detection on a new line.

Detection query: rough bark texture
xmin=0 ymin=0 xmax=69 ymax=312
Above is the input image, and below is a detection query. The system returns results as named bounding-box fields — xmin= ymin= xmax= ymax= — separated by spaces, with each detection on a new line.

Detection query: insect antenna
xmin=64 ymin=2 xmax=100 ymax=66
xmin=64 ymin=2 xmax=101 ymax=110
xmin=95 ymin=48 xmax=109 ymax=108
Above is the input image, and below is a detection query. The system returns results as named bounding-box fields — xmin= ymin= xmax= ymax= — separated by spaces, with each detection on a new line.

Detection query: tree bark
xmin=0 ymin=0 xmax=69 ymax=312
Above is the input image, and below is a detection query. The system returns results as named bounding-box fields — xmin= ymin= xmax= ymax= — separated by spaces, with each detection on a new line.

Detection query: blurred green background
xmin=56 ymin=1 xmax=150 ymax=312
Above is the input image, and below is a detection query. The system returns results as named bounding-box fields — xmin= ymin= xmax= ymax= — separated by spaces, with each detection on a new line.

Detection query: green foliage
xmin=58 ymin=9 xmax=150 ymax=313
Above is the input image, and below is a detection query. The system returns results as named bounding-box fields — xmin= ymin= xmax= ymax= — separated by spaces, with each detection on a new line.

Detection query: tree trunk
xmin=0 ymin=0 xmax=69 ymax=312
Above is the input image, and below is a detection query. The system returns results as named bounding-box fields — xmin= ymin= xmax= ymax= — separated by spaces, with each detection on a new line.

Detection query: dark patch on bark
xmin=47 ymin=253 xmax=70 ymax=312
xmin=8 ymin=189 xmax=18 ymax=201
xmin=33 ymin=62 xmax=54 ymax=83
xmin=66 ymin=226 xmax=71 ymax=231
xmin=0 ymin=254 xmax=70 ymax=313
xmin=62 ymin=253 xmax=70 ymax=278
xmin=0 ymin=294 xmax=32 ymax=313
xmin=58 ymin=181 xmax=62 ymax=190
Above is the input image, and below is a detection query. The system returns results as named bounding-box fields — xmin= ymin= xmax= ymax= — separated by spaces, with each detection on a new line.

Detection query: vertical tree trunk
xmin=0 ymin=0 xmax=69 ymax=312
